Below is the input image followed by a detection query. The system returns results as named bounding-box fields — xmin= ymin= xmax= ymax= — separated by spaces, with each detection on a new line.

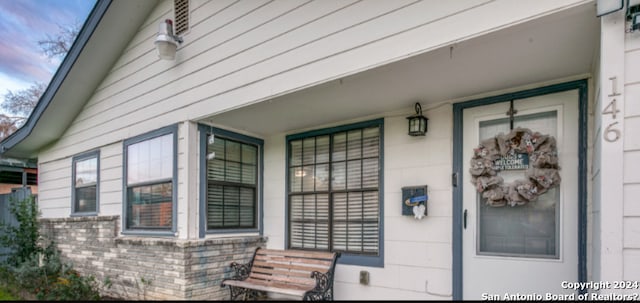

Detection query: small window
xmin=123 ymin=125 xmax=177 ymax=233
xmin=72 ymin=151 xmax=99 ymax=215
xmin=199 ymin=125 xmax=263 ymax=235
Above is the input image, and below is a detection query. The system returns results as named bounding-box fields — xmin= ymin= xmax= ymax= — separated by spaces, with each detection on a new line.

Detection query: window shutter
xmin=332 ymin=191 xmax=379 ymax=254
xmin=223 ymin=186 xmax=240 ymax=226
xmin=207 ymin=185 xmax=224 ymax=228
xmin=207 ymin=186 xmax=256 ymax=228
xmin=290 ymin=194 xmax=329 ymax=250
xmin=240 ymin=187 xmax=255 ymax=226
xmin=242 ymin=145 xmax=257 ymax=184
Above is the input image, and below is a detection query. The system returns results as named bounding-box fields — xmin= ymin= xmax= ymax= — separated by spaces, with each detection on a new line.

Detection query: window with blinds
xmin=72 ymin=151 xmax=99 ymax=215
xmin=288 ymin=122 xmax=381 ymax=256
xmin=206 ymin=135 xmax=258 ymax=229
xmin=124 ymin=128 xmax=176 ymax=231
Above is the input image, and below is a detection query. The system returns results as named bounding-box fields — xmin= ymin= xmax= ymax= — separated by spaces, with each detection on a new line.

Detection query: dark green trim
xmin=0 ymin=0 xmax=111 ymax=156
xmin=70 ymin=149 xmax=100 ymax=216
xmin=0 ymin=158 xmax=37 ymax=168
xmin=0 ymin=166 xmax=31 ymax=173
xmin=285 ymin=118 xmax=385 ymax=268
xmin=451 ymin=79 xmax=588 ymax=300
xmin=198 ymin=124 xmax=264 ymax=238
xmin=122 ymin=124 xmax=178 ymax=236
xmin=452 ymin=102 xmax=464 ymax=300
xmin=577 ymin=80 xmax=588 ymax=293
xmin=285 ymin=118 xmax=385 ymax=141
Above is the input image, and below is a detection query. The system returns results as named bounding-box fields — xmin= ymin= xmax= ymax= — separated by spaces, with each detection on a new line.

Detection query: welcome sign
xmin=494 ymin=153 xmax=529 ymax=170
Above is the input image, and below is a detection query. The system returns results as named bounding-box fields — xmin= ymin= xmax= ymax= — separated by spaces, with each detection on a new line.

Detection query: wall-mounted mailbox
xmin=402 ymin=185 xmax=428 ymax=219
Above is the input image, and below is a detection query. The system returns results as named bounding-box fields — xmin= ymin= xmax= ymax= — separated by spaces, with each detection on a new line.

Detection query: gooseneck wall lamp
xmin=407 ymin=102 xmax=428 ymax=136
xmin=155 ymin=19 xmax=184 ymax=60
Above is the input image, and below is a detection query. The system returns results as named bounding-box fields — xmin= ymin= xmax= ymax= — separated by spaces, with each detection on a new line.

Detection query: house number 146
xmin=603 ymin=76 xmax=621 ymax=142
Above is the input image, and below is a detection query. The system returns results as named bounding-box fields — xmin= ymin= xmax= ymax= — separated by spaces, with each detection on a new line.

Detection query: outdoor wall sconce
xmin=406 ymin=102 xmax=428 ymax=136
xmin=155 ymin=19 xmax=184 ymax=60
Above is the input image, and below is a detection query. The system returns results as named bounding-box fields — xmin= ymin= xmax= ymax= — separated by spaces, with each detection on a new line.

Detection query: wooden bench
xmin=221 ymin=248 xmax=340 ymax=301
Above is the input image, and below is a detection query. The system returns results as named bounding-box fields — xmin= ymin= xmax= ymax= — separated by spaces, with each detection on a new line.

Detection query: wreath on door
xmin=469 ymin=127 xmax=561 ymax=207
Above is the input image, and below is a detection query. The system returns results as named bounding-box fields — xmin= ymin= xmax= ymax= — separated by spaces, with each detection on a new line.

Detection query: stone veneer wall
xmin=39 ymin=216 xmax=266 ymax=300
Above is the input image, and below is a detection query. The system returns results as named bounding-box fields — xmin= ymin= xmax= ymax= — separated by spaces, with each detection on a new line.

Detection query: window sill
xmin=121 ymin=230 xmax=176 ymax=237
xmin=114 ymin=235 xmax=267 ymax=248
xmin=337 ymin=253 xmax=384 ymax=268
xmin=206 ymin=228 xmax=260 ymax=235
xmin=70 ymin=212 xmax=98 ymax=217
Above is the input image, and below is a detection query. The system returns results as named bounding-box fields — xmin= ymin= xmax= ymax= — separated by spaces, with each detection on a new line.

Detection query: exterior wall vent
xmin=174 ymin=0 xmax=189 ymax=35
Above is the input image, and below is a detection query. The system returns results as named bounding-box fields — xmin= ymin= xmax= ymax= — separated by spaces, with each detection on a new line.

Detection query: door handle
xmin=463 ymin=209 xmax=468 ymax=229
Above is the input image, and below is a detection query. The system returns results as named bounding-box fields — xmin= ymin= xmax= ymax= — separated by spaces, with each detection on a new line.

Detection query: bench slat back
xmin=249 ymin=248 xmax=337 ymax=289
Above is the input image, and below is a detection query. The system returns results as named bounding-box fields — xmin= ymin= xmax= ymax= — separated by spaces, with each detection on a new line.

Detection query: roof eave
xmin=0 ymin=0 xmax=113 ymax=159
xmin=0 ymin=0 xmax=159 ymax=160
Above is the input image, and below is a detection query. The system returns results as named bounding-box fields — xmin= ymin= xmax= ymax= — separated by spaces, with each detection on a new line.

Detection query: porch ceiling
xmin=208 ymin=3 xmax=599 ymax=137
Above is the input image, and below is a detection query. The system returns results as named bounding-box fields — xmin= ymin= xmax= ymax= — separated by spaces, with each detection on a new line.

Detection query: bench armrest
xmin=228 ymin=260 xmax=253 ymax=281
xmin=221 ymin=260 xmax=253 ymax=288
xmin=310 ymin=271 xmax=332 ymax=292
xmin=220 ymin=260 xmax=264 ymax=300
xmin=303 ymin=271 xmax=334 ymax=300
xmin=221 ymin=248 xmax=261 ymax=290
xmin=303 ymin=252 xmax=339 ymax=300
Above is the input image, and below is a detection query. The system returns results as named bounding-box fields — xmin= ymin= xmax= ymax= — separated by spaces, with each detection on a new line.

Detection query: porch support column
xmin=177 ymin=120 xmax=200 ymax=239
xmin=595 ymin=7 xmax=625 ymax=289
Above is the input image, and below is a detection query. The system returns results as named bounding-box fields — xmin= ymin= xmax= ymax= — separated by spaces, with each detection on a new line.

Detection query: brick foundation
xmin=39 ymin=216 xmax=266 ymax=300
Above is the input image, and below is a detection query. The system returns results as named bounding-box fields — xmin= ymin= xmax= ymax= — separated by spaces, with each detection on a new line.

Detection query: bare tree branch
xmin=0 ymin=115 xmax=22 ymax=139
xmin=0 ymin=22 xmax=82 ymax=141
xmin=38 ymin=21 xmax=80 ymax=59
xmin=2 ymin=82 xmax=46 ymax=118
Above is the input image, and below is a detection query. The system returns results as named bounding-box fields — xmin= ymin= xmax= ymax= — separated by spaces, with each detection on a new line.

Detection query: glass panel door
xmin=462 ymin=89 xmax=580 ymax=299
xmin=477 ymin=111 xmax=559 ymax=258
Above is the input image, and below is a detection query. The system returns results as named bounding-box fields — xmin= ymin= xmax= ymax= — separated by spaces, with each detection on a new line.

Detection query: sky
xmin=0 ymin=0 xmax=96 ymax=95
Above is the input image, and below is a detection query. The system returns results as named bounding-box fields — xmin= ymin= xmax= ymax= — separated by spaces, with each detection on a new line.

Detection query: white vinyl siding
xmin=38 ymin=143 xmax=124 ymax=218
xmin=623 ymin=19 xmax=640 ymax=283
xmin=38 ymin=0 xmax=588 ymax=163
xmin=30 ymin=0 xmax=599 ymax=299
xmin=263 ymin=107 xmax=455 ymax=298
xmin=37 ymin=159 xmax=73 ymax=218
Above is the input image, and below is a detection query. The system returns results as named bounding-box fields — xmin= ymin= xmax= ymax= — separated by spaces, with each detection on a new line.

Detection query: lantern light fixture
xmin=155 ymin=19 xmax=184 ymax=60
xmin=407 ymin=102 xmax=428 ymax=136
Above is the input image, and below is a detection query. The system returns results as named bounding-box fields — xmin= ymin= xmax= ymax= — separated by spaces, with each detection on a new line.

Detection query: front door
xmin=461 ymin=89 xmax=580 ymax=299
